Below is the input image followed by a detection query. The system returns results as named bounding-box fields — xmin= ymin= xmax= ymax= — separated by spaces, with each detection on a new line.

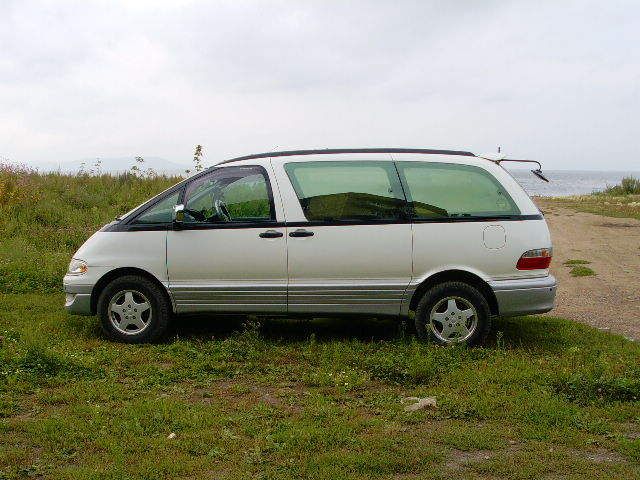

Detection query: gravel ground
xmin=536 ymin=198 xmax=640 ymax=340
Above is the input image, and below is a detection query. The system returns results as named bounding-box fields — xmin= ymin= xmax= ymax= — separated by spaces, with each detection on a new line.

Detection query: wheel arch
xmin=90 ymin=267 xmax=174 ymax=315
xmin=407 ymin=269 xmax=499 ymax=316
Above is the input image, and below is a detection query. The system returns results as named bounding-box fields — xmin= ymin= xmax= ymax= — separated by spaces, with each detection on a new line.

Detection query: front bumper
xmin=489 ymin=275 xmax=557 ymax=317
xmin=63 ymin=280 xmax=94 ymax=315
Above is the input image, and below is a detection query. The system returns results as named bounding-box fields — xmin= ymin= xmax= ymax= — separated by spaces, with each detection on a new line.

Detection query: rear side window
xmin=284 ymin=161 xmax=405 ymax=221
xmin=396 ymin=162 xmax=520 ymax=218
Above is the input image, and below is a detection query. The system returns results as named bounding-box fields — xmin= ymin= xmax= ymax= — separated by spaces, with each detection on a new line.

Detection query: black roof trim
xmin=214 ymin=148 xmax=475 ymax=167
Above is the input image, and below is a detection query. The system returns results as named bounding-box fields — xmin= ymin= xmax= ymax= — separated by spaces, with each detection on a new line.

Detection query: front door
xmin=277 ymin=159 xmax=413 ymax=315
xmin=167 ymin=164 xmax=287 ymax=313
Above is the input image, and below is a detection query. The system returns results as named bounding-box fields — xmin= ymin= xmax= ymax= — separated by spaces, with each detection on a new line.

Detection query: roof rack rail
xmin=212 ymin=147 xmax=550 ymax=183
xmin=214 ymin=148 xmax=475 ymax=166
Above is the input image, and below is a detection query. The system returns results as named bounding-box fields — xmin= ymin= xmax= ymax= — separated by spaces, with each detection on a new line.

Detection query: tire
xmin=97 ymin=275 xmax=172 ymax=343
xmin=414 ymin=281 xmax=491 ymax=346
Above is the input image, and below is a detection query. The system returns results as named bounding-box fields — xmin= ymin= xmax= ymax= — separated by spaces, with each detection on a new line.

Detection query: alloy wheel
xmin=428 ymin=296 xmax=478 ymax=343
xmin=108 ymin=289 xmax=152 ymax=335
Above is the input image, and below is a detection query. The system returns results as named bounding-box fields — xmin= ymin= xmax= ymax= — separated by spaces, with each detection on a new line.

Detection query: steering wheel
xmin=183 ymin=208 xmax=206 ymax=221
xmin=214 ymin=199 xmax=231 ymax=221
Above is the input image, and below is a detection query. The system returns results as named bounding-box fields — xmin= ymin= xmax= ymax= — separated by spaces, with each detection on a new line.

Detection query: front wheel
xmin=97 ymin=275 xmax=171 ymax=343
xmin=414 ymin=281 xmax=491 ymax=346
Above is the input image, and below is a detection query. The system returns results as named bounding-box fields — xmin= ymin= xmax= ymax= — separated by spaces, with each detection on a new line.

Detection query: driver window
xmin=183 ymin=166 xmax=274 ymax=224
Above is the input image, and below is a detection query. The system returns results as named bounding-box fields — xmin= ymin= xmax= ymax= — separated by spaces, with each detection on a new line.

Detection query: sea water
xmin=508 ymin=170 xmax=640 ymax=197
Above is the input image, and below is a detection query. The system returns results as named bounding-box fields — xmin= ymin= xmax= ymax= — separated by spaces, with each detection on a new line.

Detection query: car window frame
xmin=121 ymin=165 xmax=277 ymax=231
xmin=283 ymin=160 xmax=409 ymax=224
xmin=395 ymin=161 xmax=521 ymax=221
xmin=128 ymin=190 xmax=185 ymax=226
xmin=179 ymin=165 xmax=278 ymax=229
xmin=120 ymin=186 xmax=185 ymax=230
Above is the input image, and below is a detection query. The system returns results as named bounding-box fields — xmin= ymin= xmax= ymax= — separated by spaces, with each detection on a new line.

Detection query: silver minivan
xmin=64 ymin=148 xmax=556 ymax=345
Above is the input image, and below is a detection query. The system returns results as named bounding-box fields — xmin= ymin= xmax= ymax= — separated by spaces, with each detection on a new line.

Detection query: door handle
xmin=289 ymin=229 xmax=314 ymax=238
xmin=259 ymin=230 xmax=284 ymax=238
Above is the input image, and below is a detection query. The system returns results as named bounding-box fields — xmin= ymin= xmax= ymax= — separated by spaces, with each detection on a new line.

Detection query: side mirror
xmin=173 ymin=204 xmax=185 ymax=229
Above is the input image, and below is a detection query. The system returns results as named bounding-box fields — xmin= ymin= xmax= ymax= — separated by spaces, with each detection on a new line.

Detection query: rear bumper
xmin=63 ymin=280 xmax=94 ymax=316
xmin=489 ymin=275 xmax=557 ymax=317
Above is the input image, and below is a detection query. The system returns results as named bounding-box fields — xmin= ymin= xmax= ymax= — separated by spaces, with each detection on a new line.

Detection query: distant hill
xmin=12 ymin=157 xmax=192 ymax=175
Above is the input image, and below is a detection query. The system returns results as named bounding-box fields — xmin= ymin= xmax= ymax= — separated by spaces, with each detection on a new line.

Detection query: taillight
xmin=516 ymin=248 xmax=553 ymax=270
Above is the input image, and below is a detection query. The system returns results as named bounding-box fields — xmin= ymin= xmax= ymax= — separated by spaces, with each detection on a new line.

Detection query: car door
xmin=273 ymin=158 xmax=413 ymax=315
xmin=166 ymin=164 xmax=287 ymax=313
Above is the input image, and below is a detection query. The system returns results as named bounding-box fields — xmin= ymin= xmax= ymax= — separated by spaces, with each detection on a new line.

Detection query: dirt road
xmin=536 ymin=198 xmax=640 ymax=340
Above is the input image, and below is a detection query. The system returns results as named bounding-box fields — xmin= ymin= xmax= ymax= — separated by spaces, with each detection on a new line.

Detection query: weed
xmin=570 ymin=266 xmax=596 ymax=277
xmin=192 ymin=144 xmax=204 ymax=172
xmin=554 ymin=370 xmax=640 ymax=403
xmin=563 ymin=259 xmax=591 ymax=266
xmin=601 ymin=176 xmax=640 ymax=196
xmin=0 ymin=163 xmax=180 ymax=293
xmin=545 ymin=191 xmax=640 ymax=221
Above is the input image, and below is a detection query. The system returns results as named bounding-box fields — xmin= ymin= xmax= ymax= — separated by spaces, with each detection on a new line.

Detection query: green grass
xmin=1 ymin=166 xmax=639 ymax=478
xmin=548 ymin=194 xmax=640 ymax=221
xmin=1 ymin=295 xmax=639 ymax=478
xmin=0 ymin=164 xmax=180 ymax=293
xmin=544 ymin=177 xmax=640 ymax=221
xmin=601 ymin=177 xmax=640 ymax=196
xmin=570 ymin=266 xmax=597 ymax=277
xmin=562 ymin=260 xmax=596 ymax=277
xmin=564 ymin=259 xmax=591 ymax=266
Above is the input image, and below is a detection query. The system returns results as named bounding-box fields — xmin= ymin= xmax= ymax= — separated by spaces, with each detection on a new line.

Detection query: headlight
xmin=67 ymin=259 xmax=88 ymax=275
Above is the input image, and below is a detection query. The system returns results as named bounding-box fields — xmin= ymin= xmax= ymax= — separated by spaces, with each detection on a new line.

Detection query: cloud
xmin=0 ymin=0 xmax=638 ymax=169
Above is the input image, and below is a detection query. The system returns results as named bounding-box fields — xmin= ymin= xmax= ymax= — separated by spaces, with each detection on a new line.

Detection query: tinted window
xmin=284 ymin=161 xmax=405 ymax=221
xmin=183 ymin=166 xmax=273 ymax=224
xmin=133 ymin=191 xmax=180 ymax=224
xmin=397 ymin=162 xmax=520 ymax=218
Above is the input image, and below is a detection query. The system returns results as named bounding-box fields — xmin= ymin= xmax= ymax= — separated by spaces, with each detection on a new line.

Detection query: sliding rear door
xmin=280 ymin=160 xmax=413 ymax=315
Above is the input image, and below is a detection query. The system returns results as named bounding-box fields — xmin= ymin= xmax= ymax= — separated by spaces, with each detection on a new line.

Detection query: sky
xmin=1 ymin=0 xmax=639 ymax=171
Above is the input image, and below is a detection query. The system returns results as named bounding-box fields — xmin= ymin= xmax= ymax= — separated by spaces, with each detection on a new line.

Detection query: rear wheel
xmin=415 ymin=281 xmax=491 ymax=346
xmin=97 ymin=275 xmax=171 ymax=343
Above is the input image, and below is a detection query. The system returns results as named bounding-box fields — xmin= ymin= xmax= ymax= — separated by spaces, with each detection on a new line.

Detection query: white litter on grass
xmin=401 ymin=396 xmax=437 ymax=412
xmin=167 ymin=432 xmax=177 ymax=439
